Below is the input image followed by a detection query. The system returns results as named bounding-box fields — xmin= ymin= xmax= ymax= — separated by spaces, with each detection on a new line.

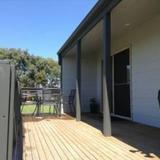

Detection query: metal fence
xmin=0 ymin=61 xmax=22 ymax=160
xmin=21 ymin=88 xmax=61 ymax=116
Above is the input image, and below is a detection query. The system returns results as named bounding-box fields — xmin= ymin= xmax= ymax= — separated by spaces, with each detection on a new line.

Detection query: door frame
xmin=111 ymin=46 xmax=133 ymax=120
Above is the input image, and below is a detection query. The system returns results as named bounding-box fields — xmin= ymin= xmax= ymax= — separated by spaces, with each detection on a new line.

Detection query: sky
xmin=0 ymin=0 xmax=97 ymax=60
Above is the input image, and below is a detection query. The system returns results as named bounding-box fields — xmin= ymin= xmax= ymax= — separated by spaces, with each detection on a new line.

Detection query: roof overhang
xmin=57 ymin=0 xmax=121 ymax=65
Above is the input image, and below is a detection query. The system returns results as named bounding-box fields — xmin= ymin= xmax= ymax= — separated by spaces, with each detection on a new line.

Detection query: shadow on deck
xmin=81 ymin=113 xmax=160 ymax=159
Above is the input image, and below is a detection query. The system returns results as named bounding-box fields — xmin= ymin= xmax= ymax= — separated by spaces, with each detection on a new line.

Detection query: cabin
xmin=58 ymin=0 xmax=160 ymax=136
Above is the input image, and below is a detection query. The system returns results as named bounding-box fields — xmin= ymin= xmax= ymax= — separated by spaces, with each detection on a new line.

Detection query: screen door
xmin=114 ymin=49 xmax=131 ymax=118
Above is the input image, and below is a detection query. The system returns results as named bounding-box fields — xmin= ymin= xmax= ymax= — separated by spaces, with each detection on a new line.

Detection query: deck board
xmin=23 ymin=115 xmax=160 ymax=160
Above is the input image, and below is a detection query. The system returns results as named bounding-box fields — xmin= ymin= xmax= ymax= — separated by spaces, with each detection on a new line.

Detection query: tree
xmin=0 ymin=48 xmax=60 ymax=88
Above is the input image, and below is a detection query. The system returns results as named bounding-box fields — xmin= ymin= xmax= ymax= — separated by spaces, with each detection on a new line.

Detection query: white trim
xmin=112 ymin=46 xmax=131 ymax=56
xmin=111 ymin=113 xmax=132 ymax=121
xmin=112 ymin=56 xmax=115 ymax=114
xmin=112 ymin=46 xmax=133 ymax=120
xmin=129 ymin=45 xmax=133 ymax=121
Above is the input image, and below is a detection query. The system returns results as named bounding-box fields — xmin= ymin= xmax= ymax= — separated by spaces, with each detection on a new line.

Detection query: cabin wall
xmin=62 ymin=56 xmax=76 ymax=113
xmin=112 ymin=14 xmax=160 ymax=127
xmin=81 ymin=55 xmax=98 ymax=112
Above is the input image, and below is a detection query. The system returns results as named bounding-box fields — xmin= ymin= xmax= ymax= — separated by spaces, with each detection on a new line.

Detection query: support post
xmin=103 ymin=13 xmax=112 ymax=136
xmin=76 ymin=40 xmax=81 ymax=121
xmin=60 ymin=62 xmax=64 ymax=115
xmin=60 ymin=61 xmax=63 ymax=92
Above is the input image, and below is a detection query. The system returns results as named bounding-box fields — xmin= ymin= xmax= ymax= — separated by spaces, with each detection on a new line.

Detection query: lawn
xmin=21 ymin=104 xmax=55 ymax=115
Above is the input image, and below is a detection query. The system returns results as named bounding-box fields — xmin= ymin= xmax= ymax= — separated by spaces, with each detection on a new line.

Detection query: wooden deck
xmin=23 ymin=114 xmax=160 ymax=160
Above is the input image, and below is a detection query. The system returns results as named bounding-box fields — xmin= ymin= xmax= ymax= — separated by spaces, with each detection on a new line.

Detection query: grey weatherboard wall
xmin=0 ymin=61 xmax=22 ymax=160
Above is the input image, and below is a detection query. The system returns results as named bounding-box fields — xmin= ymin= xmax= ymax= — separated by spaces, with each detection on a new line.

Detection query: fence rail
xmin=20 ymin=88 xmax=61 ymax=116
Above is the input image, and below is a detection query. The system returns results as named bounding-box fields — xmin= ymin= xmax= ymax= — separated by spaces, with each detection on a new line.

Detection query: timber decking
xmin=23 ymin=115 xmax=160 ymax=160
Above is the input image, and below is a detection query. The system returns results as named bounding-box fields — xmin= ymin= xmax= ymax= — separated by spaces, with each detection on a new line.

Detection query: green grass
xmin=21 ymin=104 xmax=55 ymax=115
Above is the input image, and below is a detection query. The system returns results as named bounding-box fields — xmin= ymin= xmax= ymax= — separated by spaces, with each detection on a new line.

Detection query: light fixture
xmin=125 ymin=23 xmax=131 ymax=27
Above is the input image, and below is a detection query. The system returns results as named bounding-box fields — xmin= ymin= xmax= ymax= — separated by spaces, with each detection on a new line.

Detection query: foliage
xmin=0 ymin=48 xmax=60 ymax=88
xmin=21 ymin=104 xmax=55 ymax=115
